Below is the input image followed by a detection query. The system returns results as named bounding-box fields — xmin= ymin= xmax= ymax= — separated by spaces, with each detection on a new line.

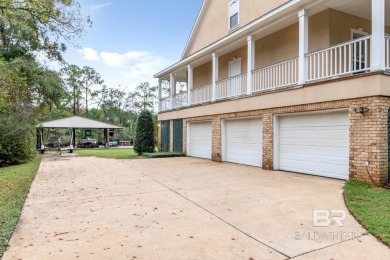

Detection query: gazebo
xmin=37 ymin=115 xmax=122 ymax=149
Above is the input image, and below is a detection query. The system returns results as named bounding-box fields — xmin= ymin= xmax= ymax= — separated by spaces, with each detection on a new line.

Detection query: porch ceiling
xmin=320 ymin=0 xmax=390 ymax=26
xmin=190 ymin=0 xmax=390 ymax=69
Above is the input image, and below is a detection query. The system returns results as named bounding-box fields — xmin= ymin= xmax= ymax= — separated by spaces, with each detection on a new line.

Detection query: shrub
xmin=134 ymin=110 xmax=155 ymax=155
xmin=0 ymin=116 xmax=36 ymax=167
xmin=143 ymin=152 xmax=185 ymax=158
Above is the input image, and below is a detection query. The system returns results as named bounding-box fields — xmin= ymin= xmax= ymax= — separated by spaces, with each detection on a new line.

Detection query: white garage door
xmin=188 ymin=122 xmax=212 ymax=159
xmin=224 ymin=118 xmax=263 ymax=167
xmin=278 ymin=111 xmax=349 ymax=180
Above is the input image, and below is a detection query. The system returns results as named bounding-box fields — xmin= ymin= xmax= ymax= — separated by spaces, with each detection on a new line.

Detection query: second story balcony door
xmin=228 ymin=58 xmax=241 ymax=97
xmin=352 ymin=28 xmax=369 ymax=72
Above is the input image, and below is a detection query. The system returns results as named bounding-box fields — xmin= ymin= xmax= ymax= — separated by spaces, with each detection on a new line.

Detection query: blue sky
xmin=63 ymin=0 xmax=203 ymax=90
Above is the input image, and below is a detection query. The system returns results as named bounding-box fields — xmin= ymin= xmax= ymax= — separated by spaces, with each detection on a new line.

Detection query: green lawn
xmin=0 ymin=156 xmax=41 ymax=257
xmin=344 ymin=180 xmax=390 ymax=246
xmin=74 ymin=148 xmax=141 ymax=159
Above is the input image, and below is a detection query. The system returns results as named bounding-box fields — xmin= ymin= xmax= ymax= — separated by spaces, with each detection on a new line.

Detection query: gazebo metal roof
xmin=38 ymin=116 xmax=122 ymax=129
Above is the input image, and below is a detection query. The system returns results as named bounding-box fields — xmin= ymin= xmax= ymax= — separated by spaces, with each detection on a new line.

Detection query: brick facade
xmin=161 ymin=96 xmax=390 ymax=185
xmin=262 ymin=112 xmax=274 ymax=170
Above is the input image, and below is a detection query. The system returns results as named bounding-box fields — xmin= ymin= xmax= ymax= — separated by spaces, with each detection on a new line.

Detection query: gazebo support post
xmin=104 ymin=128 xmax=109 ymax=148
xmin=36 ymin=128 xmax=41 ymax=150
xmin=72 ymin=128 xmax=76 ymax=147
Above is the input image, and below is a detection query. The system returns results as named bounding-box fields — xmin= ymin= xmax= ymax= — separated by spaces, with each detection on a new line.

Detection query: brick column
xmin=169 ymin=120 xmax=174 ymax=153
xmin=158 ymin=121 xmax=162 ymax=151
xmin=183 ymin=119 xmax=187 ymax=154
xmin=262 ymin=111 xmax=274 ymax=170
xmin=212 ymin=116 xmax=222 ymax=162
xmin=349 ymin=97 xmax=390 ymax=185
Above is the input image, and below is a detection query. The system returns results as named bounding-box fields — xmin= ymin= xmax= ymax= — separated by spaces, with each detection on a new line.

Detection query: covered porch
xmin=157 ymin=0 xmax=390 ymax=112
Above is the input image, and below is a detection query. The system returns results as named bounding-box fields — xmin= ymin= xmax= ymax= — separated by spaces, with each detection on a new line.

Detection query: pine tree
xmin=134 ymin=110 xmax=155 ymax=155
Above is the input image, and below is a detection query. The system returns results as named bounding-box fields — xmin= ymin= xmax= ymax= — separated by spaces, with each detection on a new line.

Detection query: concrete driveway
xmin=3 ymin=156 xmax=390 ymax=259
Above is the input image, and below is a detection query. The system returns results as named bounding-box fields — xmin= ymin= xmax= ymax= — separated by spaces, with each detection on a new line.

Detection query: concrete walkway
xmin=3 ymin=156 xmax=390 ymax=259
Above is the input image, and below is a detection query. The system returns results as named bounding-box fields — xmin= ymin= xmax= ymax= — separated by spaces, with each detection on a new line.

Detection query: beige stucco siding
xmin=329 ymin=9 xmax=390 ymax=45
xmin=193 ymin=61 xmax=212 ymax=88
xmin=218 ymin=46 xmax=248 ymax=80
xmin=188 ymin=0 xmax=290 ymax=57
xmin=254 ymin=10 xmax=330 ymax=69
xmin=189 ymin=0 xmax=228 ymax=57
xmin=329 ymin=9 xmax=371 ymax=45
xmin=254 ymin=23 xmax=299 ymax=69
xmin=240 ymin=0 xmax=290 ymax=27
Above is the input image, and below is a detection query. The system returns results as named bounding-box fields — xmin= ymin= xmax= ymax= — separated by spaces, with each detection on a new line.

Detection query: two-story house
xmin=154 ymin=0 xmax=390 ymax=185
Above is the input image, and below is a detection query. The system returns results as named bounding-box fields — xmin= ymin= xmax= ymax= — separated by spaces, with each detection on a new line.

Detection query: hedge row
xmin=143 ymin=152 xmax=185 ymax=158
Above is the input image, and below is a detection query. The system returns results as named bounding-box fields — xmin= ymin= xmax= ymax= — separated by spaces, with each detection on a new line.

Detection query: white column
xmin=298 ymin=9 xmax=309 ymax=85
xmin=158 ymin=78 xmax=162 ymax=112
xmin=371 ymin=0 xmax=385 ymax=71
xmin=187 ymin=65 xmax=193 ymax=106
xmin=212 ymin=52 xmax=219 ymax=101
xmin=247 ymin=35 xmax=255 ymax=95
xmin=170 ymin=73 xmax=175 ymax=109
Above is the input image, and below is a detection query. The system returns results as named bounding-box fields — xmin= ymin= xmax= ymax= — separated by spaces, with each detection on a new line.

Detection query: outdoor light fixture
xmin=354 ymin=107 xmax=369 ymax=114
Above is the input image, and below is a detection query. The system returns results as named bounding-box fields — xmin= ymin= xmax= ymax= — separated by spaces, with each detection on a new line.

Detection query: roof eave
xmin=154 ymin=0 xmax=325 ymax=79
xmin=180 ymin=0 xmax=211 ymax=60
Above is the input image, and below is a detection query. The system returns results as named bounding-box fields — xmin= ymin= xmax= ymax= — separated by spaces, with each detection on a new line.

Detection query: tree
xmin=0 ymin=1 xmax=88 ymax=166
xmin=80 ymin=66 xmax=104 ymax=116
xmin=0 ymin=56 xmax=68 ymax=119
xmin=0 ymin=0 xmax=91 ymax=62
xmin=61 ymin=64 xmax=84 ymax=115
xmin=62 ymin=64 xmax=103 ymax=116
xmin=134 ymin=110 xmax=154 ymax=155
xmin=134 ymin=82 xmax=157 ymax=112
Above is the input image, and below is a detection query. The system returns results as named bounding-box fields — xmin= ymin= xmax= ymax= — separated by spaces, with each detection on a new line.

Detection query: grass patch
xmin=74 ymin=148 xmax=141 ymax=159
xmin=0 ymin=156 xmax=41 ymax=257
xmin=143 ymin=152 xmax=185 ymax=158
xmin=344 ymin=180 xmax=390 ymax=246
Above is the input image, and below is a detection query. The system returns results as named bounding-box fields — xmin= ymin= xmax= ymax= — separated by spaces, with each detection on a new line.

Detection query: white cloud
xmin=76 ymin=48 xmax=171 ymax=88
xmin=91 ymin=3 xmax=111 ymax=10
xmin=77 ymin=48 xmax=100 ymax=62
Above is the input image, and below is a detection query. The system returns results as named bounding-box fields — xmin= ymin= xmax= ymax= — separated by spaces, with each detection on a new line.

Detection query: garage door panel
xmin=225 ymin=118 xmax=262 ymax=167
xmin=279 ymin=111 xmax=349 ymax=180
xmin=189 ymin=122 xmax=212 ymax=159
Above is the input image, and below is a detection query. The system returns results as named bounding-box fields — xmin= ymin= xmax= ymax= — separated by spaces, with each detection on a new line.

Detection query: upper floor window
xmin=229 ymin=0 xmax=239 ymax=30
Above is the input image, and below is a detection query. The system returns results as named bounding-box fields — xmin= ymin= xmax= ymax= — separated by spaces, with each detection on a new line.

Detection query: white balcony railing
xmin=216 ymin=73 xmax=247 ymax=100
xmin=306 ymin=35 xmax=371 ymax=82
xmin=253 ymin=58 xmax=298 ymax=92
xmin=158 ymin=35 xmax=390 ymax=112
xmin=191 ymin=83 xmax=213 ymax=105
xmin=386 ymin=35 xmax=390 ymax=69
xmin=173 ymin=92 xmax=188 ymax=109
xmin=160 ymin=97 xmax=170 ymax=112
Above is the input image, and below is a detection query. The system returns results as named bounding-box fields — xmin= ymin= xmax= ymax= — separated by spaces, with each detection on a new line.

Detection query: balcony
xmin=306 ymin=36 xmax=371 ymax=81
xmin=253 ymin=58 xmax=298 ymax=92
xmin=216 ymin=73 xmax=247 ymax=100
xmin=173 ymin=92 xmax=188 ymax=108
xmin=159 ymin=35 xmax=388 ymax=112
xmin=191 ymin=83 xmax=212 ymax=105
